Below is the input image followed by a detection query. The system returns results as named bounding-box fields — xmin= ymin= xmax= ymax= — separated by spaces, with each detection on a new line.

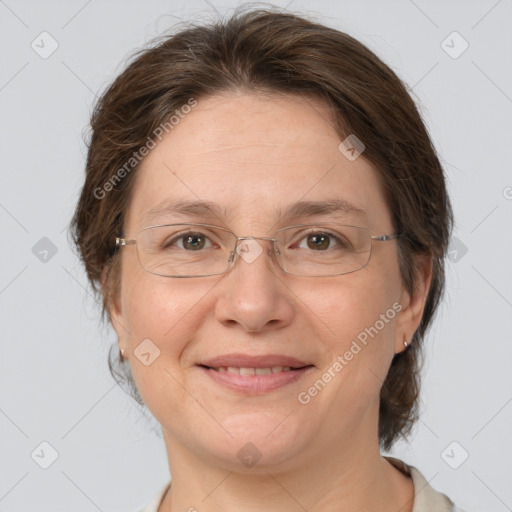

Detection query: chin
xmin=200 ymin=412 xmax=309 ymax=472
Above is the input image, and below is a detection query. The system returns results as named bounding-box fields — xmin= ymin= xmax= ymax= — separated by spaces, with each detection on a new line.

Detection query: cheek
xmin=120 ymin=283 xmax=197 ymax=423
xmin=305 ymin=259 xmax=401 ymax=391
xmin=117 ymin=256 xmax=194 ymax=401
xmin=295 ymin=277 xmax=400 ymax=430
xmin=123 ymin=278 xmax=199 ymax=357
xmin=311 ymin=267 xmax=400 ymax=347
xmin=120 ymin=249 xmax=198 ymax=340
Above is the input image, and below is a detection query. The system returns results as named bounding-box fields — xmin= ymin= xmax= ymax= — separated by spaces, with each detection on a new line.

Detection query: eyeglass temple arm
xmin=371 ymin=234 xmax=401 ymax=242
xmin=116 ymin=237 xmax=136 ymax=247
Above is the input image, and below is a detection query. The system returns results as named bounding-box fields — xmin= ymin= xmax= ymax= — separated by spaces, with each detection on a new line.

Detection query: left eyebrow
xmin=278 ymin=198 xmax=368 ymax=222
xmin=143 ymin=198 xmax=368 ymax=225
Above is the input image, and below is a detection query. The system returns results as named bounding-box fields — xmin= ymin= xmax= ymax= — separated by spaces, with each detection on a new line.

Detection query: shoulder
xmin=384 ymin=456 xmax=464 ymax=512
xmin=138 ymin=481 xmax=171 ymax=512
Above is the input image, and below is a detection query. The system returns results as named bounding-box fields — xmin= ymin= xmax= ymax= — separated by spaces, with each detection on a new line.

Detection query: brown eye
xmin=306 ymin=233 xmax=331 ymax=250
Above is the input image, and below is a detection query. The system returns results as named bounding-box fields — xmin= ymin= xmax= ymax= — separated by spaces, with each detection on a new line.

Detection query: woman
xmin=71 ymin=7 xmax=462 ymax=512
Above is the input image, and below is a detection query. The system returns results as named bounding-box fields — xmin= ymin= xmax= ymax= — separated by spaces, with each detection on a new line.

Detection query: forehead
xmin=125 ymin=93 xmax=391 ymax=233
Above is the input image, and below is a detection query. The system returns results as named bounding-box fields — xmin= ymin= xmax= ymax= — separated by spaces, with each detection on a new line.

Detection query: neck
xmin=157 ymin=424 xmax=413 ymax=512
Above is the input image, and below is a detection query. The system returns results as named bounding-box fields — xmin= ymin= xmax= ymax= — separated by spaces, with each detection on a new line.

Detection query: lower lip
xmin=198 ymin=366 xmax=314 ymax=394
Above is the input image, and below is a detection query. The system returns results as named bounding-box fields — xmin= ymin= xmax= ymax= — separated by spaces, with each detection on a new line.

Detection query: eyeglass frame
xmin=115 ymin=222 xmax=401 ymax=278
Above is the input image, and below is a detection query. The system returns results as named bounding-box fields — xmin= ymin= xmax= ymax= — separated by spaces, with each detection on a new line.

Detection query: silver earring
xmin=403 ymin=340 xmax=409 ymax=349
xmin=120 ymin=347 xmax=125 ymax=359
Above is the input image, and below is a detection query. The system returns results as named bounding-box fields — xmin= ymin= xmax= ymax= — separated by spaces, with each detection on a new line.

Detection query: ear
xmin=101 ymin=265 xmax=128 ymax=351
xmin=394 ymin=254 xmax=433 ymax=354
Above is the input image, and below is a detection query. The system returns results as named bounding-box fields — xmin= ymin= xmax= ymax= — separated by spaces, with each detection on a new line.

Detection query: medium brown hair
xmin=70 ymin=6 xmax=453 ymax=451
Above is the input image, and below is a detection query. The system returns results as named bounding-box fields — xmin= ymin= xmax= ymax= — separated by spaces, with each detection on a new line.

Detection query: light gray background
xmin=1 ymin=0 xmax=511 ymax=511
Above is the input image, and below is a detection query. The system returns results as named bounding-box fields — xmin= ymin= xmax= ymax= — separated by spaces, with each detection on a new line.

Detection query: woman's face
xmin=111 ymin=93 xmax=422 ymax=472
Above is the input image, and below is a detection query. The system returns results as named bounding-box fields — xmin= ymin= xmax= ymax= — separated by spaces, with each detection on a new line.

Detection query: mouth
xmin=196 ymin=355 xmax=315 ymax=394
xmin=199 ymin=365 xmax=309 ymax=375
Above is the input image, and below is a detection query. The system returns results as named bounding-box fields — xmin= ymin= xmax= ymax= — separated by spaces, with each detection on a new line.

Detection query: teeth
xmin=213 ymin=366 xmax=293 ymax=375
xmin=255 ymin=367 xmax=272 ymax=375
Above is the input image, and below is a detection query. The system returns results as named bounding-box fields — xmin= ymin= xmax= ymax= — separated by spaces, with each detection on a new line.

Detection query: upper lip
xmin=199 ymin=353 xmax=312 ymax=369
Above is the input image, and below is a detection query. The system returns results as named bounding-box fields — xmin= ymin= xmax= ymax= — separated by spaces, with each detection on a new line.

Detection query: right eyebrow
xmin=143 ymin=199 xmax=229 ymax=225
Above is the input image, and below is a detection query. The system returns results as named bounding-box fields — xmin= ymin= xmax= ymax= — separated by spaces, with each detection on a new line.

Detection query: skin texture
xmin=108 ymin=92 xmax=431 ymax=511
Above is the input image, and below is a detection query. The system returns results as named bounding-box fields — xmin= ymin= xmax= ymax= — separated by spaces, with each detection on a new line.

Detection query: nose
xmin=213 ymin=236 xmax=294 ymax=333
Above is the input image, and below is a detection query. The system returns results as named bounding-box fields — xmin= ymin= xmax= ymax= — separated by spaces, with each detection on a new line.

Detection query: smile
xmin=197 ymin=364 xmax=314 ymax=394
xmin=207 ymin=366 xmax=294 ymax=374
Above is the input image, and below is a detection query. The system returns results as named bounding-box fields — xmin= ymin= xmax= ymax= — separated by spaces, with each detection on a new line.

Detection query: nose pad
xmin=236 ymin=238 xmax=264 ymax=264
xmin=228 ymin=238 xmax=280 ymax=267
